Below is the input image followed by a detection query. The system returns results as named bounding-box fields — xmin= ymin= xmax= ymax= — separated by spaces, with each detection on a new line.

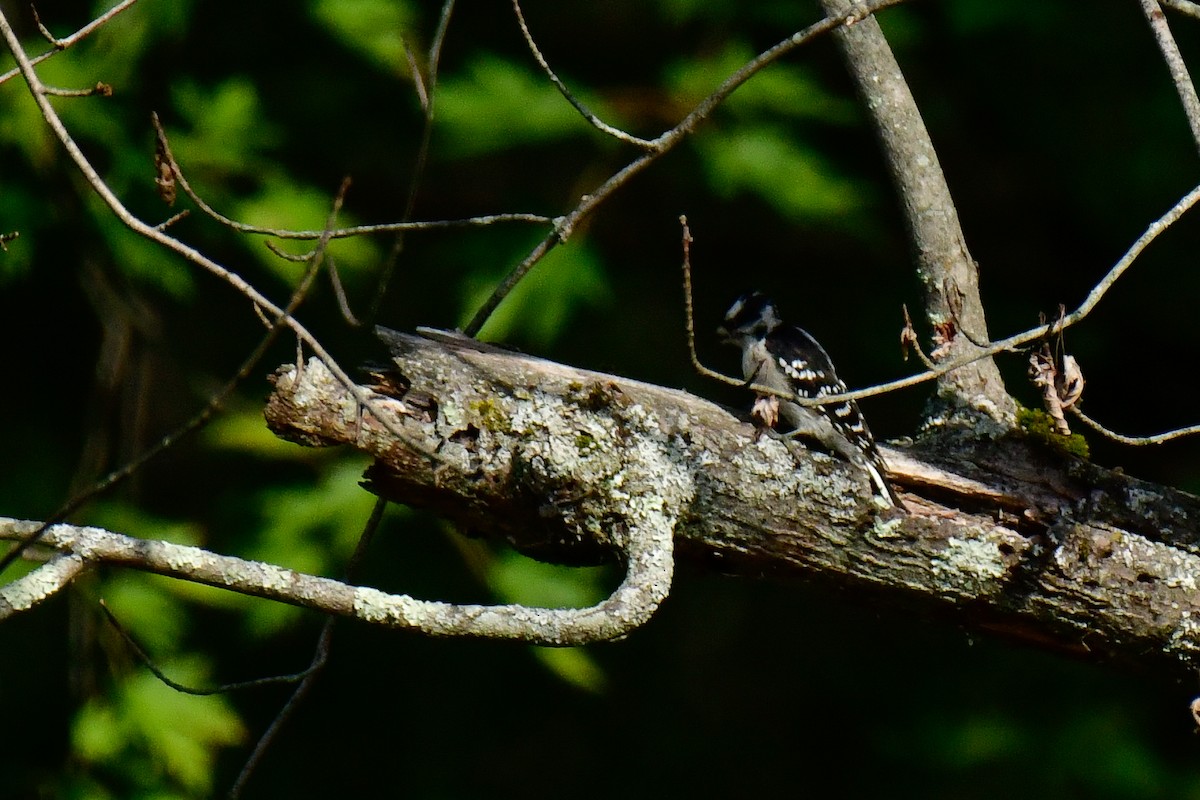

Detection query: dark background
xmin=3 ymin=0 xmax=1200 ymax=796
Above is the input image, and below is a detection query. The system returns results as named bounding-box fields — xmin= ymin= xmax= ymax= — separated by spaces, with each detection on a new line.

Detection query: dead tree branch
xmin=8 ymin=333 xmax=1200 ymax=668
xmin=256 ymin=332 xmax=1200 ymax=674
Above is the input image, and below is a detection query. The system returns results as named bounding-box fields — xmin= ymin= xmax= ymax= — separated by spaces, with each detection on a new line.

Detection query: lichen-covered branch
xmin=259 ymin=330 xmax=1200 ymax=673
xmin=8 ymin=332 xmax=1200 ymax=666
xmin=0 ymin=506 xmax=672 ymax=645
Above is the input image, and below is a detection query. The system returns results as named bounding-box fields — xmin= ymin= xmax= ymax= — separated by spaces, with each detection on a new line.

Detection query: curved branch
xmin=512 ymin=0 xmax=655 ymax=148
xmin=0 ymin=511 xmax=673 ymax=645
xmin=1070 ymin=406 xmax=1200 ymax=445
xmin=1163 ymin=0 xmax=1200 ymax=19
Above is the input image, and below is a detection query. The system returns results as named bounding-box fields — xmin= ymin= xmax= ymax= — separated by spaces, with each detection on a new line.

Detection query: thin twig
xmin=900 ymin=304 xmax=939 ymax=370
xmin=99 ymin=601 xmax=318 ymax=695
xmin=1070 ymin=406 xmax=1200 ymax=445
xmin=152 ymin=209 xmax=189 ymax=231
xmin=0 ymin=177 xmax=351 ymax=577
xmin=263 ymin=240 xmax=313 ymax=262
xmin=149 ymin=112 xmax=550 ymax=241
xmin=683 ymin=181 xmax=1200 ymax=408
xmin=0 ymin=0 xmax=138 ymax=86
xmin=0 ymin=13 xmax=439 ymax=470
xmin=362 ymin=0 xmax=457 ymax=326
xmin=463 ymin=0 xmax=907 ymax=338
xmin=512 ymin=0 xmax=655 ymax=149
xmin=942 ymin=276 xmax=991 ymax=349
xmin=680 ymin=216 xmax=720 ymax=383
xmin=326 ymin=257 xmax=363 ymax=327
xmin=42 ymin=81 xmax=112 ymax=97
xmin=228 ymin=498 xmax=388 ymax=799
xmin=1140 ymin=0 xmax=1200 ymax=154
xmin=403 ymin=38 xmax=429 ymax=113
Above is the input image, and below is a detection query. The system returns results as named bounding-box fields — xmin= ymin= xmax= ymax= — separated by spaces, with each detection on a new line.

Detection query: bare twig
xmin=152 ymin=210 xmax=189 ymax=231
xmin=0 ymin=176 xmax=350 ymax=577
xmin=900 ymin=305 xmax=938 ymax=370
xmin=362 ymin=0 xmax=457 ymax=326
xmin=463 ymin=0 xmax=908 ymax=338
xmin=0 ymin=12 xmax=438 ymax=470
xmin=683 ymin=182 xmax=1200 ymax=410
xmin=679 ymin=215 xmax=731 ymax=385
xmin=942 ymin=277 xmax=991 ymax=349
xmin=42 ymin=81 xmax=112 ymax=97
xmin=325 ymin=257 xmax=363 ymax=327
xmin=1070 ymin=406 xmax=1200 ymax=445
xmin=149 ymin=112 xmax=551 ymax=241
xmin=1141 ymin=0 xmax=1200 ymax=154
xmin=814 ymin=181 xmax=1200 ymax=405
xmin=0 ymin=0 xmax=138 ymax=87
xmin=512 ymin=0 xmax=655 ymax=149
xmin=99 ymin=600 xmax=318 ymax=696
xmin=228 ymin=497 xmax=388 ymax=799
xmin=402 ymin=38 xmax=429 ymax=113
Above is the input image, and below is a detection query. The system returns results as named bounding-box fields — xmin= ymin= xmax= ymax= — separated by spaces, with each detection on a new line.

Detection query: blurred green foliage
xmin=3 ymin=0 xmax=1200 ymax=797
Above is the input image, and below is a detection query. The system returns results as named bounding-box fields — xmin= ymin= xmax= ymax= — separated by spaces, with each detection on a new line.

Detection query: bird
xmin=718 ymin=291 xmax=900 ymax=507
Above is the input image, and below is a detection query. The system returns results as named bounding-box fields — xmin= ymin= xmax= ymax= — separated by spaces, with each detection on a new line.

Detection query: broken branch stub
xmin=266 ymin=328 xmax=715 ymax=642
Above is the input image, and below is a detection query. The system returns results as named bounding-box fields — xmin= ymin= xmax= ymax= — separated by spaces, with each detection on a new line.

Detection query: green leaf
xmin=241 ymin=457 xmax=377 ymax=635
xmin=666 ymin=42 xmax=858 ymax=126
xmin=487 ymin=550 xmax=609 ymax=609
xmin=123 ymin=664 xmax=245 ymax=793
xmin=311 ymin=0 xmax=418 ymax=73
xmin=73 ymin=701 xmax=125 ymax=763
xmin=487 ymin=550 xmax=611 ymax=692
xmin=695 ymin=126 xmax=867 ymax=221
xmin=72 ymin=662 xmax=244 ymax=796
xmin=460 ymin=240 xmax=612 ymax=346
xmin=102 ymin=575 xmax=190 ymax=654
xmin=436 ymin=55 xmax=597 ymax=156
xmin=202 ymin=405 xmax=334 ymax=461
xmin=170 ymin=78 xmax=281 ymax=176
xmin=531 ymin=647 xmax=608 ymax=694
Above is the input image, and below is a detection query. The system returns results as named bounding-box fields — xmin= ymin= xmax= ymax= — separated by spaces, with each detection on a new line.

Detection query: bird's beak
xmin=716 ymin=325 xmax=733 ymax=344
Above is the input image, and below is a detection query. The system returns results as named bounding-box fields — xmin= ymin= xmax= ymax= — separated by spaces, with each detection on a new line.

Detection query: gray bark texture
xmin=263 ymin=329 xmax=1200 ymax=674
xmin=820 ymin=0 xmax=1016 ymax=429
